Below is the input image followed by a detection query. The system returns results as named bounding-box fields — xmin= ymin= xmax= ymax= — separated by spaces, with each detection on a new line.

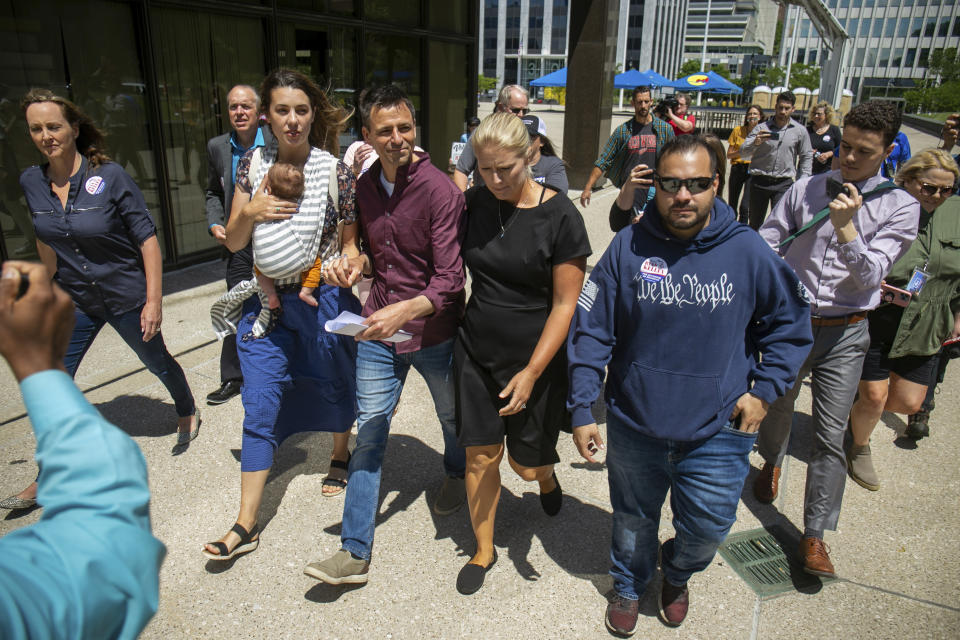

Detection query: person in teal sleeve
xmin=0 ymin=260 xmax=166 ymax=640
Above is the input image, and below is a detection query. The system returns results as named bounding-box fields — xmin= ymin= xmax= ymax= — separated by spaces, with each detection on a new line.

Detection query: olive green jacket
xmin=884 ymin=195 xmax=960 ymax=358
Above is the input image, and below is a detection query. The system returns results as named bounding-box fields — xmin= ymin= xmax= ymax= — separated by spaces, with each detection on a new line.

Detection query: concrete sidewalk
xmin=1 ymin=125 xmax=958 ymax=639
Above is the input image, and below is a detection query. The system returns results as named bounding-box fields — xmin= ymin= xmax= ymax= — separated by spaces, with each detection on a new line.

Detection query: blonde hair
xmin=470 ymin=112 xmax=533 ymax=178
xmin=808 ymin=101 xmax=835 ymax=125
xmin=895 ymin=148 xmax=960 ymax=187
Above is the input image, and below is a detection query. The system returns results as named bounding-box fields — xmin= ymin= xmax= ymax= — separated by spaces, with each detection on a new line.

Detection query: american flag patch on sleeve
xmin=578 ymin=279 xmax=599 ymax=311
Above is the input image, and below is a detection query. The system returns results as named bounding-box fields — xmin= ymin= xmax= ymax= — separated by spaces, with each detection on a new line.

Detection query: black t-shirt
xmin=807 ymin=124 xmax=841 ymax=175
xmin=626 ymin=119 xmax=658 ymax=209
xmin=460 ymin=185 xmax=592 ymax=382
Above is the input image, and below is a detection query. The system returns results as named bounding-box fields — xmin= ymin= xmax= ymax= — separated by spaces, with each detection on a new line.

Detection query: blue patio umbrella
xmin=614 ymin=69 xmax=672 ymax=89
xmin=671 ymin=71 xmax=743 ymax=94
xmin=529 ymin=67 xmax=567 ymax=87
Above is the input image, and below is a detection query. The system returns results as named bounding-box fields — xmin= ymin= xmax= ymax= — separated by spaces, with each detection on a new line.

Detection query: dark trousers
xmin=728 ymin=163 xmax=750 ymax=224
xmin=747 ymin=175 xmax=793 ymax=230
xmin=220 ymin=243 xmax=252 ymax=383
xmin=920 ymin=350 xmax=951 ymax=412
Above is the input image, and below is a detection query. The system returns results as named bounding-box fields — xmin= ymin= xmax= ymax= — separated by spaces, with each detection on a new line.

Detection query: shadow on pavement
xmin=95 ymin=394 xmax=181 ymax=438
xmin=316 ymin=434 xmax=613 ymax=595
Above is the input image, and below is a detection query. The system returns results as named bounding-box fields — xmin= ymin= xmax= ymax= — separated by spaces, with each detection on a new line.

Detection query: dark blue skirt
xmin=237 ymin=284 xmax=361 ymax=471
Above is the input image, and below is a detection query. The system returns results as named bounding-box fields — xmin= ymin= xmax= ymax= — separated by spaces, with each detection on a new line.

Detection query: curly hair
xmin=894 ymin=148 xmax=960 ymax=187
xmin=807 ymin=101 xmax=835 ymax=126
xmin=260 ymin=69 xmax=352 ymax=156
xmin=843 ymin=100 xmax=901 ymax=147
xmin=20 ymin=88 xmax=110 ymax=167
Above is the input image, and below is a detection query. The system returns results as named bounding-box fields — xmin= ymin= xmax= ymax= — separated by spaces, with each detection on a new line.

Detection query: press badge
xmin=905 ymin=267 xmax=930 ymax=294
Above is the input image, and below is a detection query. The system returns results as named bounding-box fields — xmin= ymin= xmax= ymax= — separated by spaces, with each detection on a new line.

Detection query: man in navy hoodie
xmin=567 ymin=135 xmax=812 ymax=637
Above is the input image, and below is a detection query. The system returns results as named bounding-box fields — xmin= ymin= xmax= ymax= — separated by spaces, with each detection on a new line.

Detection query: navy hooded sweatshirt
xmin=567 ymin=197 xmax=813 ymax=441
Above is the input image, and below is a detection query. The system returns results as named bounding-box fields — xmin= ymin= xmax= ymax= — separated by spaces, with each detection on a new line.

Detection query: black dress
xmin=454 ymin=185 xmax=591 ymax=467
xmin=807 ymin=124 xmax=841 ymax=175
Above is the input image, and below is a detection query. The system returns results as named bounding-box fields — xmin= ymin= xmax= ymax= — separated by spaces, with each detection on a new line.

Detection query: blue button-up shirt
xmin=0 ymin=371 xmax=165 ymax=639
xmin=21 ymin=157 xmax=157 ymax=317
xmin=230 ymin=127 xmax=265 ymax=193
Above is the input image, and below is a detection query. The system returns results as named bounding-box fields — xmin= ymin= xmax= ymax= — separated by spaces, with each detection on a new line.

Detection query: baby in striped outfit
xmin=255 ymin=163 xmax=327 ymax=327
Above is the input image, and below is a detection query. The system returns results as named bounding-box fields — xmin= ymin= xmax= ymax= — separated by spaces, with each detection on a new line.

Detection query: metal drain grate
xmin=718 ymin=526 xmax=835 ymax=598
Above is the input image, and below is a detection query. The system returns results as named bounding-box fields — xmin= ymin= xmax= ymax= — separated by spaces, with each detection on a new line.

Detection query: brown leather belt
xmin=810 ymin=311 xmax=867 ymax=327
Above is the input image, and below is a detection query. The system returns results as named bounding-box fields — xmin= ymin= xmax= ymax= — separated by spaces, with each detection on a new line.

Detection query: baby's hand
xmin=299 ymin=287 xmax=319 ymax=307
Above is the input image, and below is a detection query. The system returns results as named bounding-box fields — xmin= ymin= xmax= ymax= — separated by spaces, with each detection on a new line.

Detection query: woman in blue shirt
xmin=0 ymin=89 xmax=199 ymax=511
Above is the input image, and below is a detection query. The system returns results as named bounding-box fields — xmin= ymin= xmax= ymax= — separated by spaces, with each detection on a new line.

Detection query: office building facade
xmin=0 ymin=0 xmax=476 ymax=267
xmin=785 ymin=0 xmax=959 ymax=101
xmin=480 ymin=0 xmax=687 ymax=92
xmin=682 ymin=0 xmax=780 ymax=77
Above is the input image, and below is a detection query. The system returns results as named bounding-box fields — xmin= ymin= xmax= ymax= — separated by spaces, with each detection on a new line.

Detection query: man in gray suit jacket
xmin=204 ymin=84 xmax=274 ymax=404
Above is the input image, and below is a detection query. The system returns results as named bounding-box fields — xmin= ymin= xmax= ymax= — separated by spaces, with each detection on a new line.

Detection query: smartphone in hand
xmin=826 ymin=177 xmax=852 ymax=200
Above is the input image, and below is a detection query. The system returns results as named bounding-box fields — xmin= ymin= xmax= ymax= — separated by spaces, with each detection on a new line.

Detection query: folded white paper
xmin=324 ymin=311 xmax=412 ymax=343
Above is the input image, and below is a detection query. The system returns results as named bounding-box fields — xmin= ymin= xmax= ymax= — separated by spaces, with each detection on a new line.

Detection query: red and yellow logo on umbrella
xmin=687 ymin=74 xmax=709 ymax=86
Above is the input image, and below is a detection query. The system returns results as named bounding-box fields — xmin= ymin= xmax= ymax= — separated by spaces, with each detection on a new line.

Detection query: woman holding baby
xmin=203 ymin=69 xmax=361 ymax=560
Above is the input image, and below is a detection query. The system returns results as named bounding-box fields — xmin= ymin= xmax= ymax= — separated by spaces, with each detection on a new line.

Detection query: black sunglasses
xmin=918 ymin=181 xmax=956 ymax=198
xmin=654 ymin=175 xmax=714 ymax=194
xmin=510 ymin=107 xmax=530 ymax=115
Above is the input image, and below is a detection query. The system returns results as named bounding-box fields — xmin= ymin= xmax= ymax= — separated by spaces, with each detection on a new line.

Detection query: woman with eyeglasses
xmin=847 ymin=149 xmax=960 ymax=489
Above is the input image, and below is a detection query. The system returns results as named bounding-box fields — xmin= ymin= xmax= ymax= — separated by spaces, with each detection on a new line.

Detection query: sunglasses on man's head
xmin=510 ymin=107 xmax=530 ymax=115
xmin=918 ymin=182 xmax=955 ymax=197
xmin=654 ymin=175 xmax=714 ymax=194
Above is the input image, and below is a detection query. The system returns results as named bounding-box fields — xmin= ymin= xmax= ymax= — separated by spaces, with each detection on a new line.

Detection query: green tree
xmin=790 ymin=63 xmax=821 ymax=90
xmin=679 ymin=59 xmax=702 ymax=77
xmin=763 ymin=66 xmax=786 ymax=87
xmin=737 ymin=68 xmax=763 ymax=94
xmin=711 ymin=63 xmax=732 ymax=80
xmin=478 ymin=75 xmax=497 ymax=93
xmin=929 ymin=48 xmax=960 ymax=83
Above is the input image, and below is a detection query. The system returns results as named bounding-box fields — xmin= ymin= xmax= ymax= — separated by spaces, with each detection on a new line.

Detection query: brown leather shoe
xmin=800 ymin=536 xmax=836 ymax=578
xmin=753 ymin=463 xmax=781 ymax=503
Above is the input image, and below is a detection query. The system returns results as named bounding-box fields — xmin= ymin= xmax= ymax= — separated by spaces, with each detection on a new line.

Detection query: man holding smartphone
xmin=755 ymin=101 xmax=919 ymax=578
xmin=739 ymin=91 xmax=813 ymax=230
xmin=568 ymin=135 xmax=812 ymax=636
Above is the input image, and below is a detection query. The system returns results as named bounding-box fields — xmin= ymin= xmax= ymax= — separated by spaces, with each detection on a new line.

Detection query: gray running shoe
xmin=304 ymin=549 xmax=369 ymax=585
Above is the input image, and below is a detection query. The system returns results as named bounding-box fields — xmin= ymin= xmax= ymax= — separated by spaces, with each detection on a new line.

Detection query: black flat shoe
xmin=206 ymin=380 xmax=242 ymax=405
xmin=456 ymin=551 xmax=498 ymax=595
xmin=540 ymin=472 xmax=562 ymax=516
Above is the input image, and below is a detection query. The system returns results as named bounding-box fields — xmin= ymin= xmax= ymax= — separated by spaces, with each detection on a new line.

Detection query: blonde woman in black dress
xmin=454 ymin=112 xmax=591 ymax=595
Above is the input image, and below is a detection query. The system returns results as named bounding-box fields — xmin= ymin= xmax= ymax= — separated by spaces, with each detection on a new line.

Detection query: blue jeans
xmin=341 ymin=338 xmax=465 ymax=560
xmin=65 ymin=305 xmax=196 ymax=417
xmin=606 ymin=413 xmax=755 ymax=599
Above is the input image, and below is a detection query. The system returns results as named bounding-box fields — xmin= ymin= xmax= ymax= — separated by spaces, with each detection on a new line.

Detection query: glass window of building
xmin=954 ymin=17 xmax=960 ymax=38
xmin=861 ymin=18 xmax=871 ymax=37
xmin=429 ymin=0 xmax=469 ymax=33
xmin=855 ymin=47 xmax=866 ymax=66
xmin=364 ymin=32 xmax=422 ymax=136
xmin=879 ymin=47 xmax=891 ymax=67
xmin=905 ymin=48 xmax=917 ymax=66
xmin=551 ymin=0 xmax=568 ymax=55
xmin=898 ymin=17 xmax=909 ymax=37
xmin=0 ymin=0 xmax=158 ymax=262
xmin=918 ymin=48 xmax=930 ymax=67
xmin=152 ymin=7 xmax=266 ymax=257
xmin=910 ymin=17 xmax=923 ymax=37
xmin=885 ymin=18 xmax=896 ymax=37
xmin=528 ymin=0 xmax=544 ymax=52
xmin=277 ymin=23 xmax=357 ymax=153
xmin=866 ymin=47 xmax=878 ymax=67
xmin=278 ymin=0 xmax=356 ymax=14
xmin=505 ymin=0 xmax=521 ymax=52
xmin=427 ymin=41 xmax=468 ymax=170
xmin=848 ymin=17 xmax=859 ymax=36
xmin=937 ymin=18 xmax=950 ymax=37
xmin=809 ymin=49 xmax=818 ymax=64
xmin=872 ymin=18 xmax=883 ymax=38
xmin=923 ymin=18 xmax=936 ymax=37
xmin=364 ymin=0 xmax=420 ymax=26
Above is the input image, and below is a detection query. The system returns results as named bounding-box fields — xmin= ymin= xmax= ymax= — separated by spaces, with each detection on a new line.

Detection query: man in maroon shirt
xmin=305 ymin=85 xmax=467 ymax=586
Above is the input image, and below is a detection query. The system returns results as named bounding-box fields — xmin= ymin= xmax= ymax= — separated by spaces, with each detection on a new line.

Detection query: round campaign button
xmin=640 ymin=257 xmax=668 ymax=283
xmin=85 ymin=176 xmax=105 ymax=195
